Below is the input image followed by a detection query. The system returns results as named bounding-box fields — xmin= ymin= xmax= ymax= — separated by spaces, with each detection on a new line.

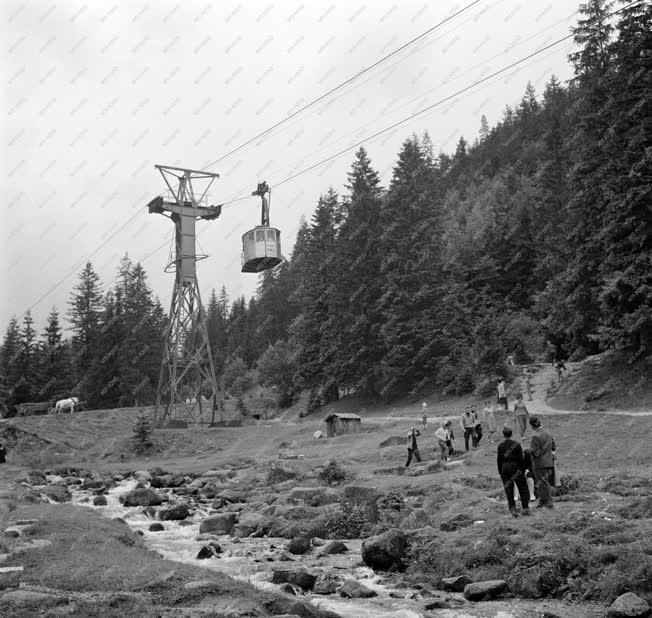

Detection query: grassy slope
xmin=546 ymin=351 xmax=651 ymax=412
xmin=1 ymin=503 xmax=336 ymax=618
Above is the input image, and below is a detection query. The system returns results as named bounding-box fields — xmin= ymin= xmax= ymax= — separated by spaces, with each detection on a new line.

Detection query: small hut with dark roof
xmin=323 ymin=412 xmax=361 ymax=438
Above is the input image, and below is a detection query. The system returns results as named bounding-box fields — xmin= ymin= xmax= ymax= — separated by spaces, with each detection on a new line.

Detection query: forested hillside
xmin=1 ymin=0 xmax=649 ymax=414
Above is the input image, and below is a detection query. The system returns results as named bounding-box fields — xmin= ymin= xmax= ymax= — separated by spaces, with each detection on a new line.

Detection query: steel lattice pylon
xmin=148 ymin=165 xmax=224 ymax=426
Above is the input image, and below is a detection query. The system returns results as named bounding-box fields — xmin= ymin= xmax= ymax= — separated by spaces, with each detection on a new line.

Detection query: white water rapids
xmin=59 ymin=477 xmax=537 ymax=618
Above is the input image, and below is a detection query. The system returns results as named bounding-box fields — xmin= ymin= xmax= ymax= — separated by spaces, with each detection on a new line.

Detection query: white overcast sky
xmin=1 ymin=0 xmax=583 ymax=334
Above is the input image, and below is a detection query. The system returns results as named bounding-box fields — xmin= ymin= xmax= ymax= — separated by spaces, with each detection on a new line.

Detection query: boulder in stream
xmin=271 ymin=569 xmax=316 ymax=591
xmin=159 ymin=504 xmax=190 ymax=521
xmin=149 ymin=523 xmax=164 ymax=532
xmin=122 ymin=488 xmax=163 ymax=507
xmin=339 ymin=579 xmax=378 ymax=598
xmin=93 ymin=496 xmax=108 ymax=506
xmin=440 ymin=575 xmax=473 ymax=592
xmin=199 ymin=513 xmax=236 ymax=535
xmin=313 ymin=573 xmax=341 ymax=595
xmin=232 ymin=511 xmax=265 ymax=537
xmin=361 ymin=528 xmax=408 ymax=571
xmin=319 ymin=541 xmax=348 ymax=555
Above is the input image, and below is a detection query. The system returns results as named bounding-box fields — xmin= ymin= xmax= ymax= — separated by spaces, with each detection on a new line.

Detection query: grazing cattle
xmin=55 ymin=397 xmax=79 ymax=414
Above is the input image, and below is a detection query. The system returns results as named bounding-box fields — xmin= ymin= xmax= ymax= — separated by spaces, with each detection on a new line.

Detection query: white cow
xmin=54 ymin=397 xmax=78 ymax=414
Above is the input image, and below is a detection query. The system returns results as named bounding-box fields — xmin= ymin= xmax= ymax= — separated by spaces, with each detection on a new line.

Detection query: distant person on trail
xmin=460 ymin=408 xmax=477 ymax=452
xmin=506 ymin=353 xmax=515 ymax=367
xmin=434 ymin=421 xmax=452 ymax=461
xmin=513 ymin=394 xmax=530 ymax=439
xmin=421 ymin=402 xmax=428 ymax=428
xmin=483 ymin=401 xmax=498 ymax=442
xmin=0 ymin=442 xmax=6 ymax=464
xmin=471 ymin=404 xmax=483 ymax=448
xmin=555 ymin=360 xmax=567 ymax=382
xmin=405 ymin=427 xmax=422 ymax=467
xmin=529 ymin=416 xmax=556 ymax=509
xmin=497 ymin=378 xmax=508 ymax=410
xmin=497 ymin=427 xmax=531 ymax=517
xmin=523 ymin=368 xmax=533 ymax=401
xmin=446 ymin=425 xmax=456 ymax=457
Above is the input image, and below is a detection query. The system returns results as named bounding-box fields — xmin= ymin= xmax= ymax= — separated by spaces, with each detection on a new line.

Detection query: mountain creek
xmin=21 ymin=471 xmax=605 ymax=618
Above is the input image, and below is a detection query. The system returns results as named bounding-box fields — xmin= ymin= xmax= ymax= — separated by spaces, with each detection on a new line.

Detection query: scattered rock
xmin=0 ymin=566 xmax=23 ymax=590
xmin=280 ymin=583 xmax=301 ymax=596
xmin=178 ymin=520 xmax=193 ymax=527
xmin=319 ymin=540 xmax=348 ymax=555
xmin=159 ymin=504 xmax=190 ymax=521
xmin=61 ymin=476 xmax=83 ymax=486
xmin=199 ymin=513 xmax=237 ymax=535
xmin=607 ymin=592 xmax=650 ymax=618
xmin=440 ymin=513 xmax=473 ymax=532
xmin=312 ymin=431 xmax=324 ymax=439
xmin=271 ymin=569 xmax=317 ymax=591
xmin=197 ymin=545 xmax=220 ymax=560
xmin=361 ymin=528 xmax=408 ymax=571
xmin=81 ymin=478 xmax=106 ymax=490
xmin=441 ymin=575 xmax=473 ymax=592
xmin=134 ymin=470 xmax=152 ymax=483
xmin=122 ymin=488 xmax=163 ymax=507
xmin=507 ymin=562 xmax=562 ymax=599
xmin=463 ymin=580 xmax=507 ymax=601
xmin=149 ymin=523 xmax=164 ymax=532
xmin=217 ymin=488 xmax=244 ymax=503
xmin=232 ymin=512 xmax=265 ymax=537
xmin=287 ymin=534 xmax=311 ymax=555
xmin=313 ymin=573 xmax=341 ymax=595
xmin=93 ymin=495 xmax=108 ymax=506
xmin=339 ymin=579 xmax=378 ymax=598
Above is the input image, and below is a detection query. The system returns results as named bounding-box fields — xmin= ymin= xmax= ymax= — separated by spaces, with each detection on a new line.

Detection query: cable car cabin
xmin=241 ymin=226 xmax=282 ymax=273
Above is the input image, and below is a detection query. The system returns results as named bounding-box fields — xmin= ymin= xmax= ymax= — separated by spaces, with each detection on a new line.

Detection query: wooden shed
xmin=324 ymin=412 xmax=361 ymax=437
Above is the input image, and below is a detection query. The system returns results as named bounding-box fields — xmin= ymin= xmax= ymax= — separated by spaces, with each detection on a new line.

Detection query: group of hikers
xmin=408 ymin=381 xmax=558 ymax=515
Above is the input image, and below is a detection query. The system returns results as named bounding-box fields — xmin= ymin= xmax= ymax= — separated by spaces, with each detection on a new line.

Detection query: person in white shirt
xmin=434 ymin=421 xmax=452 ymax=461
xmin=483 ymin=401 xmax=498 ymax=442
xmin=421 ymin=402 xmax=428 ymax=427
xmin=497 ymin=378 xmax=508 ymax=410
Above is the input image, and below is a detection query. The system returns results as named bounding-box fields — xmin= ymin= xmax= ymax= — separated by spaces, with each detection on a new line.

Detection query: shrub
xmin=324 ymin=503 xmax=367 ymax=539
xmin=131 ymin=413 xmax=153 ymax=455
xmin=318 ymin=460 xmax=347 ymax=485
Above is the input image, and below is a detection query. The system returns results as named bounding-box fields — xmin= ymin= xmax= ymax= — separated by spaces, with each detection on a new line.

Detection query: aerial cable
xmin=202 ymin=0 xmax=483 ymax=170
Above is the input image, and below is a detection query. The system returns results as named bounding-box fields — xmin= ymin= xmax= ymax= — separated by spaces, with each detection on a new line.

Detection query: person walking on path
xmin=529 ymin=416 xmax=556 ymax=509
xmin=497 ymin=427 xmax=531 ymax=517
xmin=0 ymin=442 xmax=6 ymax=464
xmin=523 ymin=368 xmax=533 ymax=401
xmin=513 ymin=394 xmax=530 ymax=439
xmin=434 ymin=421 xmax=452 ymax=461
xmin=483 ymin=401 xmax=498 ymax=442
xmin=471 ymin=404 xmax=483 ymax=448
xmin=405 ymin=427 xmax=422 ymax=467
xmin=497 ymin=378 xmax=508 ymax=411
xmin=460 ymin=408 xmax=477 ymax=452
xmin=421 ymin=402 xmax=428 ymax=428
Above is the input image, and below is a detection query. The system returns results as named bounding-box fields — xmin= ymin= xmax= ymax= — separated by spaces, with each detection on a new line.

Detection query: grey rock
xmin=441 ymin=575 xmax=473 ymax=592
xmin=0 ymin=566 xmax=22 ymax=590
xmin=339 ymin=579 xmax=377 ymax=598
xmin=287 ymin=534 xmax=311 ymax=555
xmin=93 ymin=495 xmax=108 ymax=506
xmin=361 ymin=528 xmax=408 ymax=571
xmin=607 ymin=592 xmax=650 ymax=618
xmin=271 ymin=569 xmax=316 ymax=591
xmin=463 ymin=580 xmax=507 ymax=601
xmin=199 ymin=513 xmax=237 ymax=535
xmin=122 ymin=488 xmax=163 ymax=507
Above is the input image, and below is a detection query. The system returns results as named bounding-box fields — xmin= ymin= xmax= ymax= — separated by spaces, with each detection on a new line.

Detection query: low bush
xmin=318 ymin=460 xmax=348 ymax=485
xmin=324 ymin=503 xmax=367 ymax=539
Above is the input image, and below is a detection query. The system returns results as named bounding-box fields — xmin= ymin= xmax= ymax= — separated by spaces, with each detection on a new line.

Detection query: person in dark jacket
xmin=529 ymin=416 xmax=556 ymax=509
xmin=405 ymin=427 xmax=422 ymax=467
xmin=497 ymin=427 xmax=531 ymax=517
xmin=0 ymin=442 xmax=6 ymax=464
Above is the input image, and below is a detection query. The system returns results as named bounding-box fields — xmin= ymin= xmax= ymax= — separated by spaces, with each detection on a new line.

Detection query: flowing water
xmin=60 ymin=477 xmax=588 ymax=617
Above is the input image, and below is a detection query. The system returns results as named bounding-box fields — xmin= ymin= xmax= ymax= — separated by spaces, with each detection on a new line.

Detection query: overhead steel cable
xmin=202 ymin=0 xmax=483 ymax=170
